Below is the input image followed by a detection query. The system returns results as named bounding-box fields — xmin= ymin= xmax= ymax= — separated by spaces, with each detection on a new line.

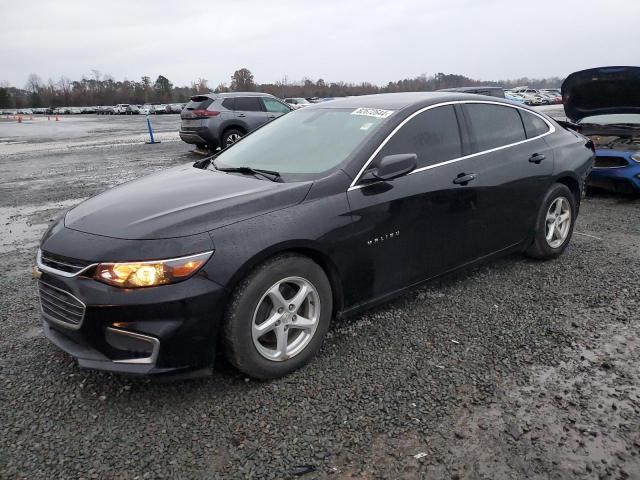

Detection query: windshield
xmin=579 ymin=114 xmax=640 ymax=125
xmin=210 ymin=108 xmax=391 ymax=179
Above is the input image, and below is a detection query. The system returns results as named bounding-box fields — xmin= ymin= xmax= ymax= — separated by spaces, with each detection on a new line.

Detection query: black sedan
xmin=35 ymin=92 xmax=594 ymax=379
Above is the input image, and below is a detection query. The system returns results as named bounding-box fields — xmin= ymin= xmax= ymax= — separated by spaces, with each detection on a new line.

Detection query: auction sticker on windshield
xmin=351 ymin=108 xmax=394 ymax=118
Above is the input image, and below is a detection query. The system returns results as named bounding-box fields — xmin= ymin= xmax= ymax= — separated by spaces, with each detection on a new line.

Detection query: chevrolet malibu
xmin=36 ymin=92 xmax=594 ymax=379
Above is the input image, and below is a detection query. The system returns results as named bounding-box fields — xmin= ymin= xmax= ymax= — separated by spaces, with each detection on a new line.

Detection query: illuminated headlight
xmin=94 ymin=251 xmax=213 ymax=288
xmin=631 ymin=153 xmax=640 ymax=163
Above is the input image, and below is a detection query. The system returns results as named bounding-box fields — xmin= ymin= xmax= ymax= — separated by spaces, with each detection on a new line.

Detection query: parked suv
xmin=179 ymin=92 xmax=292 ymax=150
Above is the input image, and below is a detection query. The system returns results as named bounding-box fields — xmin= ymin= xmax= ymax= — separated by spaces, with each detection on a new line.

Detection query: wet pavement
xmin=0 ymin=114 xmax=638 ymax=479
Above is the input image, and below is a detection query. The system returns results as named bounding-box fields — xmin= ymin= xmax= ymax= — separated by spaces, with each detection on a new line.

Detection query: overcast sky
xmin=1 ymin=0 xmax=639 ymax=88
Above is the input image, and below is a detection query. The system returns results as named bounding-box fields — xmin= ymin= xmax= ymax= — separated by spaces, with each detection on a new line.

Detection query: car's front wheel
xmin=223 ymin=254 xmax=332 ymax=379
xmin=525 ymin=183 xmax=576 ymax=260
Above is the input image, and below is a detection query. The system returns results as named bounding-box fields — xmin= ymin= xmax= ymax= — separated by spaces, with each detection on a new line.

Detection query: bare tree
xmin=192 ymin=78 xmax=209 ymax=94
xmin=25 ymin=73 xmax=43 ymax=94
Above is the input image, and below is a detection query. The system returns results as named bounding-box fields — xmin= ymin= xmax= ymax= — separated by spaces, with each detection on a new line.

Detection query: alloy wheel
xmin=251 ymin=276 xmax=320 ymax=361
xmin=545 ymin=196 xmax=572 ymax=248
xmin=226 ymin=133 xmax=241 ymax=146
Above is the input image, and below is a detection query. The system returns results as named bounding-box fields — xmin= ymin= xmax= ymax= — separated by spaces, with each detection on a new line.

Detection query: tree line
xmin=0 ymin=68 xmax=563 ymax=109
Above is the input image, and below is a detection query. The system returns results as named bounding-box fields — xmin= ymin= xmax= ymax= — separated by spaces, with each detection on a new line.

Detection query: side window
xmin=235 ymin=97 xmax=263 ymax=112
xmin=262 ymin=97 xmax=291 ymax=113
xmin=375 ymin=105 xmax=462 ymax=169
xmin=519 ymin=110 xmax=550 ymax=138
xmin=465 ymin=104 xmax=526 ymax=152
xmin=221 ymin=98 xmax=235 ymax=110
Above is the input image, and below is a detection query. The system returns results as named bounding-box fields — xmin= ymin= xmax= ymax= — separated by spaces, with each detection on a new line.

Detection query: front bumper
xmin=38 ymin=267 xmax=229 ymax=376
xmin=587 ymin=153 xmax=640 ymax=194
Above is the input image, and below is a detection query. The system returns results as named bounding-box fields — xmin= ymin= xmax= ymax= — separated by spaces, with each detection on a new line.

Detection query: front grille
xmin=38 ymin=281 xmax=85 ymax=327
xmin=594 ymin=156 xmax=628 ymax=168
xmin=40 ymin=251 xmax=91 ymax=275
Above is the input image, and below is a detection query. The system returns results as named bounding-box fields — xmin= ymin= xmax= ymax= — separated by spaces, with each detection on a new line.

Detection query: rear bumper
xmin=179 ymin=127 xmax=219 ymax=148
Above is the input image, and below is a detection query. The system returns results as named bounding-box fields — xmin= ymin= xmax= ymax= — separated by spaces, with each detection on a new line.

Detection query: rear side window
xmin=186 ymin=96 xmax=214 ymax=110
xmin=222 ymin=98 xmax=235 ymax=110
xmin=376 ymin=105 xmax=462 ymax=169
xmin=465 ymin=104 xmax=526 ymax=152
xmin=262 ymin=97 xmax=291 ymax=113
xmin=235 ymin=97 xmax=264 ymax=112
xmin=519 ymin=110 xmax=550 ymax=138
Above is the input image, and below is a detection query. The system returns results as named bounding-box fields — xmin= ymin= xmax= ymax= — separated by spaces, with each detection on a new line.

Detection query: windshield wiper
xmin=212 ymin=160 xmax=282 ymax=182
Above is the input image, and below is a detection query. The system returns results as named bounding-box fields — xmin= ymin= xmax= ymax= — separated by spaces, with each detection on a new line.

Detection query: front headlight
xmin=94 ymin=251 xmax=213 ymax=288
xmin=631 ymin=153 xmax=640 ymax=163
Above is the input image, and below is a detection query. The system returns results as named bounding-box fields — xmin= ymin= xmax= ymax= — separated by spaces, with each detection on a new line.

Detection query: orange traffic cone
xmin=18 ymin=116 xmax=22 ymax=123
xmin=55 ymin=114 xmax=59 ymax=122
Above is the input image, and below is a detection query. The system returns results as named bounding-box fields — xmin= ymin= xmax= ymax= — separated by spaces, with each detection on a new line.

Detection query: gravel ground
xmin=0 ymin=116 xmax=639 ymax=479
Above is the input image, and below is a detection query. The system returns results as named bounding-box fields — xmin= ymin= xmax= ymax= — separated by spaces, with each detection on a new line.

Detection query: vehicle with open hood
xmin=35 ymin=92 xmax=593 ymax=379
xmin=562 ymin=66 xmax=640 ymax=194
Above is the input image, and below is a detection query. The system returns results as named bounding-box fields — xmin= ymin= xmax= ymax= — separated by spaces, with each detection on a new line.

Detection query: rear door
xmin=234 ymin=96 xmax=268 ymax=131
xmin=458 ymin=102 xmax=554 ymax=255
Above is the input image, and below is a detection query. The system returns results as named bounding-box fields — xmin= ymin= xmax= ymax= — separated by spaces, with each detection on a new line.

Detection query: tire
xmin=525 ymin=183 xmax=576 ymax=260
xmin=223 ymin=254 xmax=332 ymax=379
xmin=221 ymin=128 xmax=244 ymax=148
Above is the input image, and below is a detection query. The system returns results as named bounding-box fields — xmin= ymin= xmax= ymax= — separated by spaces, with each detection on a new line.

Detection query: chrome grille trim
xmin=38 ymin=281 xmax=86 ymax=330
xmin=37 ymin=249 xmax=97 ymax=278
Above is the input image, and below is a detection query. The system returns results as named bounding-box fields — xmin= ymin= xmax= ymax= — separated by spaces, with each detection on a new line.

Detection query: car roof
xmin=190 ymin=92 xmax=275 ymax=101
xmin=305 ymin=92 xmax=511 ymax=111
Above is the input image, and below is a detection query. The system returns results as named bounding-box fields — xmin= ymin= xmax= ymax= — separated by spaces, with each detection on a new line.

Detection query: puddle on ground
xmin=0 ymin=198 xmax=86 ymax=254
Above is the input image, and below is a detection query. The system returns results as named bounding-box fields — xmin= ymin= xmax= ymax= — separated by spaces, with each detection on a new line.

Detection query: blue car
xmin=562 ymin=66 xmax=640 ymax=194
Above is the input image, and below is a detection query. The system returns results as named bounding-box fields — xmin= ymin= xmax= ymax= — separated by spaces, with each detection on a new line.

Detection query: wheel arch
xmin=554 ymin=173 xmax=582 ymax=211
xmin=223 ymin=240 xmax=345 ymax=321
xmin=221 ymin=123 xmax=248 ymax=137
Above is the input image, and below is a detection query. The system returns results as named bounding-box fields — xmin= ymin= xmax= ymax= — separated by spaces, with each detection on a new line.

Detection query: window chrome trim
xmin=108 ymin=327 xmax=160 ymax=365
xmin=348 ymin=100 xmax=555 ymax=191
xmin=36 ymin=249 xmax=97 ymax=278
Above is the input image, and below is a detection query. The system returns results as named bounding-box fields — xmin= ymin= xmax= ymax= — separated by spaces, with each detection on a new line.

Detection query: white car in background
xmin=139 ymin=104 xmax=152 ymax=115
xmin=113 ymin=104 xmax=130 ymax=114
xmin=152 ymin=104 xmax=167 ymax=114
xmin=284 ymin=98 xmax=312 ymax=109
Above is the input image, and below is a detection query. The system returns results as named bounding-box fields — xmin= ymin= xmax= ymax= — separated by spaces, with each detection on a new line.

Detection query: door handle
xmin=236 ymin=113 xmax=246 ymax=117
xmin=453 ymin=173 xmax=476 ymax=185
xmin=528 ymin=153 xmax=546 ymax=163
xmin=267 ymin=115 xmax=276 ymax=119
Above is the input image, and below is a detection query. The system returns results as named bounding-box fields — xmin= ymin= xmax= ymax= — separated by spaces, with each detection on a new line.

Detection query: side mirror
xmin=361 ymin=153 xmax=417 ymax=182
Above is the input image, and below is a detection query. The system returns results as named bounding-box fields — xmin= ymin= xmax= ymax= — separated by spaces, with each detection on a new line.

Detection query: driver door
xmin=345 ymin=105 xmax=479 ymax=305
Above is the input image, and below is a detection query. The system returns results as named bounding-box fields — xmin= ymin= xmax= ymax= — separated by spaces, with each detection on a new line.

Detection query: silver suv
xmin=179 ymin=92 xmax=292 ymax=150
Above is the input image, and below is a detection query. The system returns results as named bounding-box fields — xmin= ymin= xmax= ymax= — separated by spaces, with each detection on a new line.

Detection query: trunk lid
xmin=181 ymin=95 xmax=216 ymax=123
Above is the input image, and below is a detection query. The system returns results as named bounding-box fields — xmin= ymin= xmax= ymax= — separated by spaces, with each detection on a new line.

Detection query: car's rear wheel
xmin=525 ymin=183 xmax=576 ymax=260
xmin=222 ymin=129 xmax=243 ymax=148
xmin=223 ymin=254 xmax=332 ymax=379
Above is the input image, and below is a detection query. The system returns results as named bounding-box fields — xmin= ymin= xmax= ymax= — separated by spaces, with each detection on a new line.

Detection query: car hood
xmin=65 ymin=164 xmax=312 ymax=240
xmin=562 ymin=66 xmax=640 ymax=122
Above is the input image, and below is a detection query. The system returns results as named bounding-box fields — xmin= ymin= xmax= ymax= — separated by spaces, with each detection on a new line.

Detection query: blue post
xmin=145 ymin=114 xmax=160 ymax=144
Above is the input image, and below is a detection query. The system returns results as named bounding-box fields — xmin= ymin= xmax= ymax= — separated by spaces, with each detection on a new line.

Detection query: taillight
xmin=191 ymin=109 xmax=220 ymax=118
